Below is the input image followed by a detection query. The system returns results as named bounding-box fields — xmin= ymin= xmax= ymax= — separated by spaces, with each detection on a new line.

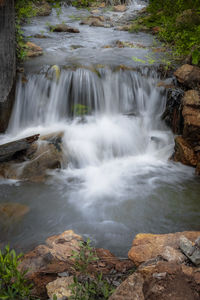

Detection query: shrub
xmin=0 ymin=245 xmax=33 ymax=300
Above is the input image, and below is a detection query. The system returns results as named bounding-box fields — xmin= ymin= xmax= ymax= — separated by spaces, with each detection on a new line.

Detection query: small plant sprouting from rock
xmin=69 ymin=238 xmax=115 ymax=300
xmin=0 ymin=245 xmax=34 ymax=300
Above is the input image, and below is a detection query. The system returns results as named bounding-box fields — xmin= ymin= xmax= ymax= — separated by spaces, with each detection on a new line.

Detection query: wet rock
xmin=34 ymin=34 xmax=48 ymax=38
xmin=33 ymin=0 xmax=52 ymax=16
xmin=26 ymin=42 xmax=43 ymax=57
xmin=0 ymin=132 xmax=64 ymax=182
xmin=0 ymin=203 xmax=29 ymax=224
xmin=179 ymin=236 xmax=200 ymax=266
xmin=90 ymin=19 xmax=105 ymax=27
xmin=113 ymin=5 xmax=127 ymax=12
xmin=162 ymin=87 xmax=184 ymax=134
xmin=128 ymin=232 xmax=200 ymax=266
xmin=108 ymin=273 xmax=145 ymax=300
xmin=115 ymin=24 xmax=132 ymax=31
xmin=46 ymin=276 xmax=74 ymax=300
xmin=174 ymin=64 xmax=200 ymax=88
xmin=50 ymin=24 xmax=80 ymax=33
xmin=173 ymin=136 xmax=198 ymax=166
xmin=182 ymin=105 xmax=200 ymax=141
xmin=91 ymin=9 xmax=100 ymax=14
xmin=183 ymin=90 xmax=200 ymax=108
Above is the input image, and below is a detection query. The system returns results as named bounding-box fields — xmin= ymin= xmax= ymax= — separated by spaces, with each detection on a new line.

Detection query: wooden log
xmin=0 ymin=134 xmax=40 ymax=162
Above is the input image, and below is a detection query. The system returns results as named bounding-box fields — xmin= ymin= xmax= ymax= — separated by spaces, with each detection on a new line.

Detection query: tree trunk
xmin=0 ymin=0 xmax=16 ymax=132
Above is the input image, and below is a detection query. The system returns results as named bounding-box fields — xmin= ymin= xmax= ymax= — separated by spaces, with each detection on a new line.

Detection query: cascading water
xmin=2 ymin=67 xmax=199 ymax=256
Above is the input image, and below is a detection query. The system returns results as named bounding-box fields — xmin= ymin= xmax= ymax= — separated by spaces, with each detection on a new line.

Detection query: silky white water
xmin=1 ymin=1 xmax=199 ymax=254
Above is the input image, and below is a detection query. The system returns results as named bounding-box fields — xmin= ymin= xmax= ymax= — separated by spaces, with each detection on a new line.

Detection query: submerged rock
xmin=0 ymin=203 xmax=29 ymax=224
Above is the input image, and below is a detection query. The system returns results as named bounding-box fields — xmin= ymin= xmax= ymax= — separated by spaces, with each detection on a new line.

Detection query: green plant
xmin=0 ymin=245 xmax=33 ymax=300
xmin=133 ymin=0 xmax=200 ymax=65
xmin=72 ymin=104 xmax=91 ymax=116
xmin=69 ymin=239 xmax=114 ymax=300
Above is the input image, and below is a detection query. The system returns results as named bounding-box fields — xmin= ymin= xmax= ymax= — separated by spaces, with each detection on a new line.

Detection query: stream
xmin=0 ymin=0 xmax=200 ymax=257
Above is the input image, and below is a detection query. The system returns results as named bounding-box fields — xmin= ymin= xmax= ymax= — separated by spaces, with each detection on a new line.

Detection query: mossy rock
xmin=176 ymin=9 xmax=200 ymax=28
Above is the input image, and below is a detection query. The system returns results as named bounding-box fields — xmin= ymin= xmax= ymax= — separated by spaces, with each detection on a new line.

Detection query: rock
xmin=99 ymin=2 xmax=105 ymax=8
xmin=113 ymin=5 xmax=127 ymax=12
xmin=162 ymin=88 xmax=184 ymax=134
xmin=179 ymin=236 xmax=200 ymax=266
xmin=0 ymin=132 xmax=64 ymax=182
xmin=182 ymin=105 xmax=200 ymax=141
xmin=108 ymin=273 xmax=145 ymax=300
xmin=140 ymin=261 xmax=200 ymax=300
xmin=152 ymin=26 xmax=161 ymax=34
xmin=46 ymin=276 xmax=74 ymax=300
xmin=183 ymin=90 xmax=200 ymax=108
xmin=26 ymin=42 xmax=43 ymax=57
xmin=34 ymin=34 xmax=48 ymax=38
xmin=50 ymin=24 xmax=80 ymax=33
xmin=90 ymin=19 xmax=104 ymax=27
xmin=176 ymin=9 xmax=200 ymax=27
xmin=33 ymin=0 xmax=52 ymax=16
xmin=18 ymin=230 xmax=82 ymax=298
xmin=173 ymin=136 xmax=198 ymax=166
xmin=115 ymin=25 xmax=131 ymax=31
xmin=0 ymin=203 xmax=29 ymax=224
xmin=174 ymin=64 xmax=200 ymax=88
xmin=19 ymin=229 xmax=133 ymax=299
xmin=91 ymin=9 xmax=100 ymax=14
xmin=128 ymin=232 xmax=200 ymax=266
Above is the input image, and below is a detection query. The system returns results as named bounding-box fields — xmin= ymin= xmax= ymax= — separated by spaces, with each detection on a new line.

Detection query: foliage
xmin=0 ymin=245 xmax=34 ymax=300
xmin=130 ymin=0 xmax=200 ymax=65
xmin=72 ymin=104 xmax=91 ymax=116
xmin=69 ymin=239 xmax=115 ymax=300
xmin=71 ymin=0 xmax=95 ymax=8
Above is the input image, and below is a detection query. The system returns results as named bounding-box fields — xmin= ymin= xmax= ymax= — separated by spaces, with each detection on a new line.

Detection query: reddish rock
xmin=174 ymin=64 xmax=200 ymax=88
xmin=109 ymin=272 xmax=145 ymax=300
xmin=174 ymin=136 xmax=198 ymax=166
xmin=128 ymin=232 xmax=200 ymax=266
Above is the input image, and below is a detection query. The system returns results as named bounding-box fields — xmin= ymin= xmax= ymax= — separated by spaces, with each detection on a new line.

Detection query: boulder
xmin=116 ymin=25 xmax=132 ymax=31
xmin=0 ymin=132 xmax=64 ymax=182
xmin=109 ymin=260 xmax=200 ymax=300
xmin=26 ymin=42 xmax=43 ymax=57
xmin=179 ymin=236 xmax=200 ymax=266
xmin=19 ymin=230 xmax=134 ymax=299
xmin=46 ymin=276 xmax=74 ymax=300
xmin=182 ymin=105 xmax=200 ymax=141
xmin=128 ymin=231 xmax=200 ymax=266
xmin=113 ymin=5 xmax=127 ymax=12
xmin=183 ymin=90 xmax=200 ymax=108
xmin=50 ymin=24 xmax=80 ymax=33
xmin=108 ymin=273 xmax=145 ymax=300
xmin=173 ymin=136 xmax=198 ymax=166
xmin=174 ymin=64 xmax=200 ymax=88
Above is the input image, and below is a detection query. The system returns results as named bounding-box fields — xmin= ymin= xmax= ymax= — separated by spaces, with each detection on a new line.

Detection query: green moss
xmin=133 ymin=0 xmax=200 ymax=65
